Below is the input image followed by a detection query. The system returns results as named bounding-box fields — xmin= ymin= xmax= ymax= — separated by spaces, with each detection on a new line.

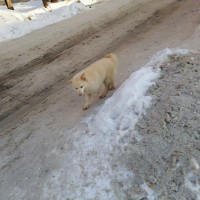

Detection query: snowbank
xmin=0 ymin=0 xmax=90 ymax=42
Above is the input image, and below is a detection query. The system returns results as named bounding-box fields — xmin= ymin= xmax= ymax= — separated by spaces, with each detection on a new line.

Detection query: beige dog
xmin=69 ymin=53 xmax=118 ymax=110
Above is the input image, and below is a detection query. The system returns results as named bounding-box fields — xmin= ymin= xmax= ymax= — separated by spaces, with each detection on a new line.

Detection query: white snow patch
xmin=0 ymin=0 xmax=90 ymax=42
xmin=185 ymin=158 xmax=200 ymax=200
xmin=191 ymin=158 xmax=200 ymax=171
xmin=80 ymin=0 xmax=106 ymax=5
xmin=42 ymin=48 xmax=190 ymax=199
xmin=141 ymin=182 xmax=157 ymax=200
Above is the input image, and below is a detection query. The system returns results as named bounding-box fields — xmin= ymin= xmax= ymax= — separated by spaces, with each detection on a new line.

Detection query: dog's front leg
xmin=83 ymin=94 xmax=92 ymax=110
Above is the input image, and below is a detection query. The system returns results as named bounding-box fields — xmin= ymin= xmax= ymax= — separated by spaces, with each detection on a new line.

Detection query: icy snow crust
xmin=42 ymin=48 xmax=189 ymax=200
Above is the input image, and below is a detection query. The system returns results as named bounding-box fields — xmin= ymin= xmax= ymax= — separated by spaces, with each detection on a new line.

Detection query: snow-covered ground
xmin=0 ymin=0 xmax=105 ymax=42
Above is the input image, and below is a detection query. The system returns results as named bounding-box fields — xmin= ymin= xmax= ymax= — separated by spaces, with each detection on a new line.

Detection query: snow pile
xmin=0 ymin=0 xmax=89 ymax=42
xmin=43 ymin=48 xmax=190 ymax=199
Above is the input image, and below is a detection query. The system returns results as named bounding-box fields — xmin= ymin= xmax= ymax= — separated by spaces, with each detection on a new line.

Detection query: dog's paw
xmin=108 ymin=85 xmax=115 ymax=90
xmin=99 ymin=94 xmax=106 ymax=99
xmin=83 ymin=106 xmax=88 ymax=110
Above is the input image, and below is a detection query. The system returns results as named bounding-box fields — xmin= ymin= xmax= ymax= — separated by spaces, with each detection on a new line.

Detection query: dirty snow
xmin=133 ymin=49 xmax=200 ymax=199
xmin=42 ymin=48 xmax=191 ymax=199
xmin=0 ymin=0 xmax=97 ymax=42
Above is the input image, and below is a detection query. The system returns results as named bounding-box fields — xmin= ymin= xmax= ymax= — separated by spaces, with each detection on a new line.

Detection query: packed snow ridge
xmin=42 ymin=48 xmax=189 ymax=200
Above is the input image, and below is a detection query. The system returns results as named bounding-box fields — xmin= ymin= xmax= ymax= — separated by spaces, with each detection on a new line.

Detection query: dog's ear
xmin=80 ymin=73 xmax=87 ymax=81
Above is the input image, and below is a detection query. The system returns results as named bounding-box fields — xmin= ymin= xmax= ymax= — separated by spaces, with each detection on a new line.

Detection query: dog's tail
xmin=104 ymin=53 xmax=118 ymax=66
xmin=104 ymin=53 xmax=118 ymax=80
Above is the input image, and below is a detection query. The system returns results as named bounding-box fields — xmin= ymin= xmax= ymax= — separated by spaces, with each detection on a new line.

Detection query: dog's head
xmin=69 ymin=73 xmax=88 ymax=96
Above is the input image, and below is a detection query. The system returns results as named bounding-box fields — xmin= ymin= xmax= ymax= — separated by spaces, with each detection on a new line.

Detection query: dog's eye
xmin=76 ymin=88 xmax=78 ymax=90
xmin=80 ymin=86 xmax=83 ymax=88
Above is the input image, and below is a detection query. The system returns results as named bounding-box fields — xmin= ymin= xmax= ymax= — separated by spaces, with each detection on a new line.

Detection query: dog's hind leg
xmin=108 ymin=81 xmax=115 ymax=90
xmin=105 ymin=74 xmax=115 ymax=91
xmin=99 ymin=83 xmax=108 ymax=99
